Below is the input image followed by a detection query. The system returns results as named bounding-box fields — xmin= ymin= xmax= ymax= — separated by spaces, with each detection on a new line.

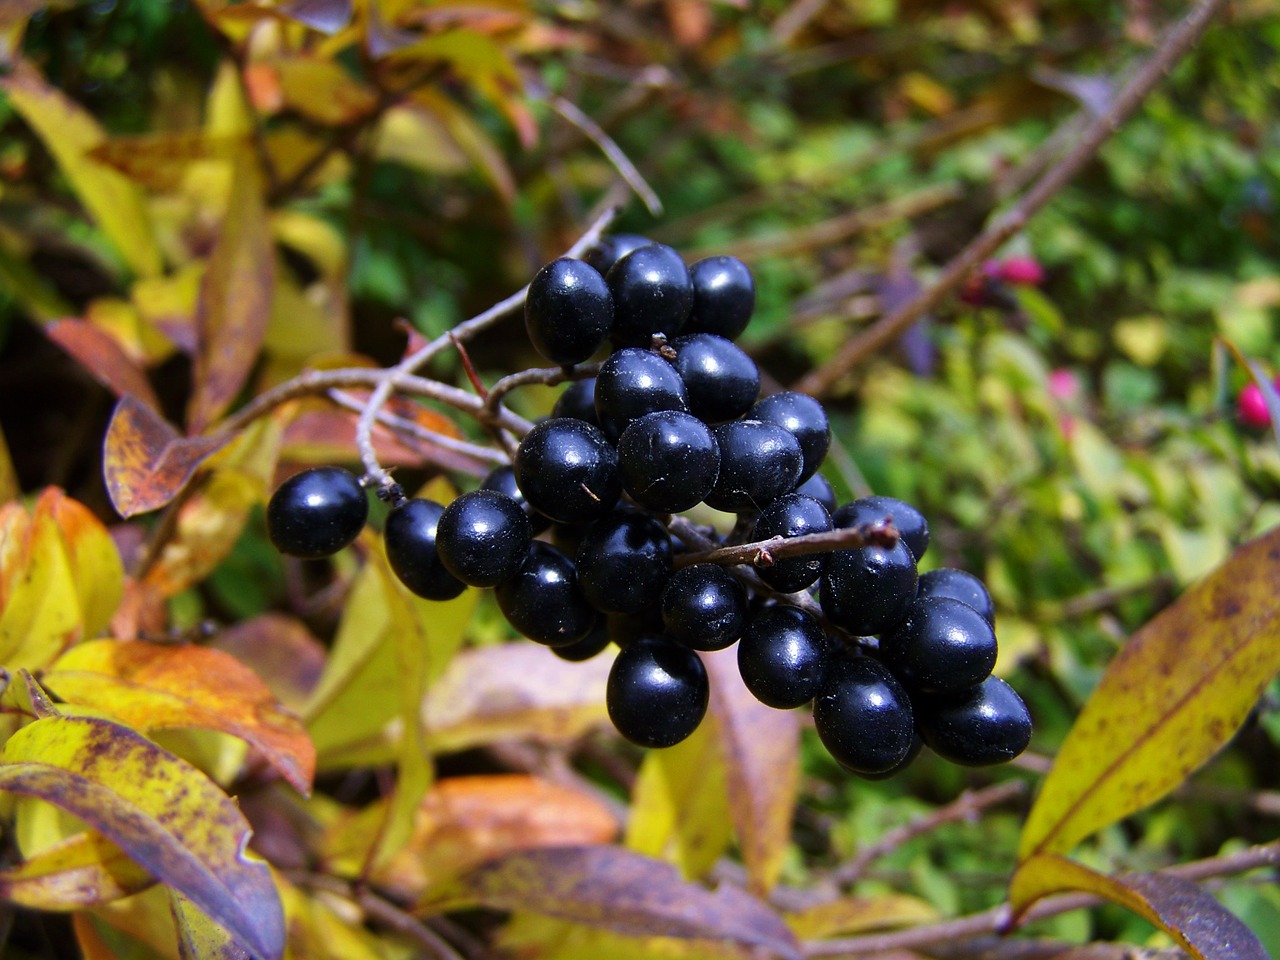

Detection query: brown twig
xmin=802 ymin=840 xmax=1280 ymax=958
xmin=674 ymin=521 xmax=900 ymax=570
xmin=484 ymin=362 xmax=602 ymax=417
xmin=794 ymin=0 xmax=1231 ymax=397
xmin=832 ymin=781 xmax=1029 ymax=887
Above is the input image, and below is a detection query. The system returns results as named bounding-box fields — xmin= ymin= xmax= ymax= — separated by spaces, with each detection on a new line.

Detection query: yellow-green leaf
xmin=0 ymin=61 xmax=162 ymax=277
xmin=784 ymin=895 xmax=938 ymax=939
xmin=187 ymin=152 xmax=275 ymax=433
xmin=42 ymin=487 xmax=125 ymax=640
xmin=0 ymin=491 xmax=80 ymax=668
xmin=0 ymin=715 xmax=285 ymax=960
xmin=171 ymin=888 xmax=251 ymax=960
xmin=0 ymin=424 xmax=18 ymax=508
xmin=1010 ymin=853 xmax=1266 ymax=960
xmin=1018 ymin=527 xmax=1280 ymax=861
xmin=0 ymin=829 xmax=154 ymax=910
xmin=703 ymin=647 xmax=799 ymax=895
xmin=625 ymin=712 xmax=731 ymax=881
xmin=45 ymin=638 xmax=315 ymax=795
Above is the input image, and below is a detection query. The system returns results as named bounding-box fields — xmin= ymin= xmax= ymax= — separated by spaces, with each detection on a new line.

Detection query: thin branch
xmin=484 ymin=362 xmax=601 ymax=417
xmin=355 ymin=204 xmax=621 ymax=492
xmin=674 ymin=521 xmax=899 ymax=570
xmin=327 ymin=390 xmax=511 ymax=467
xmin=802 ymin=840 xmax=1280 ymax=958
xmin=832 ymin=781 xmax=1029 ymax=886
xmin=794 ymin=0 xmax=1230 ymax=397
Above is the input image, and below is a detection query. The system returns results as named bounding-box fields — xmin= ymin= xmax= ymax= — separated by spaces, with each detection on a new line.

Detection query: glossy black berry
xmin=576 ymin=510 xmax=673 ymax=614
xmin=737 ymin=605 xmax=828 ymax=708
xmin=513 ymin=418 xmax=621 ymax=524
xmin=851 ymin=735 xmax=923 ymax=780
xmin=551 ymin=619 xmax=613 ymax=662
xmin=525 ymin=258 xmax=613 ymax=365
xmin=686 ymin=255 xmax=755 ymax=341
xmin=586 ymin=234 xmax=652 ymax=275
xmin=667 ymin=333 xmax=760 ymax=425
xmin=383 ymin=498 xmax=466 ymax=600
xmin=595 ymin=347 xmax=689 ymax=441
xmin=794 ymin=472 xmax=837 ymax=514
xmin=481 ymin=465 xmax=550 ymax=534
xmin=813 ymin=655 xmax=916 ymax=777
xmin=916 ymin=676 xmax=1032 ymax=766
xmin=917 ymin=568 xmax=995 ymax=623
xmin=436 ymin=490 xmax=532 ymax=587
xmin=750 ymin=392 xmax=830 ymax=484
xmin=833 ymin=496 xmax=929 ymax=562
xmin=661 ymin=563 xmax=747 ymax=651
xmin=704 ymin=420 xmax=804 ymax=513
xmin=617 ymin=410 xmax=720 ymax=513
xmin=267 ymin=466 xmax=368 ymax=559
xmin=607 ymin=635 xmax=709 ymax=748
xmin=605 ymin=243 xmax=694 ymax=346
xmin=552 ymin=378 xmax=601 ymax=428
xmin=495 ymin=542 xmax=597 ymax=647
xmin=751 ymin=493 xmax=832 ymax=593
xmin=879 ymin=596 xmax=997 ymax=694
xmin=819 ymin=539 xmax=918 ymax=636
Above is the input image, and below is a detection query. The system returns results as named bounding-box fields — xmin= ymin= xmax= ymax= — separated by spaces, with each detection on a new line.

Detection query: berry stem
xmin=484 ymin=362 xmax=602 ymax=418
xmin=673 ymin=521 xmax=900 ymax=570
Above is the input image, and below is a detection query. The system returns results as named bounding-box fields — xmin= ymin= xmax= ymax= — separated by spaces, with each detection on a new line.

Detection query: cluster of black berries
xmin=265 ymin=236 xmax=1031 ymax=777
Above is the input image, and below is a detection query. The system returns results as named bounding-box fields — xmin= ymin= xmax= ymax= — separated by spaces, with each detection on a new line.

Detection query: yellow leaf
xmin=131 ymin=264 xmax=204 ymax=362
xmin=0 ymin=715 xmax=285 ymax=960
xmin=0 ymin=423 xmax=19 ymax=506
xmin=626 ymin=714 xmax=731 ymax=881
xmin=0 ymin=492 xmax=80 ymax=668
xmin=1010 ymin=853 xmax=1266 ymax=960
xmin=1018 ymin=527 xmax=1280 ymax=861
xmin=784 ymin=895 xmax=938 ymax=939
xmin=413 ymin=88 xmax=517 ymax=202
xmin=374 ymin=105 xmax=469 ymax=176
xmin=1 ymin=61 xmax=163 ymax=277
xmin=0 ymin=829 xmax=154 ymax=910
xmin=276 ymin=871 xmax=385 ymax=960
xmin=270 ymin=209 xmax=348 ymax=284
xmin=43 ymin=488 xmax=125 ymax=640
xmin=171 ymin=888 xmax=252 ymax=960
xmin=45 ymin=638 xmax=315 ymax=795
xmin=270 ymin=56 xmax=379 ymax=125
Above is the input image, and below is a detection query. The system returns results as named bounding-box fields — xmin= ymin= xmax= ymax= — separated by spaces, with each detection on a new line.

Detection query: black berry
xmin=794 ymin=472 xmax=837 ymax=514
xmin=595 ymin=346 xmax=689 ymax=441
xmin=916 ymin=676 xmax=1032 ymax=766
xmin=750 ymin=392 xmax=830 ymax=484
xmin=917 ymin=568 xmax=995 ymax=623
xmin=576 ymin=510 xmax=673 ymax=614
xmin=737 ymin=605 xmax=828 ymax=708
xmin=686 ymin=255 xmax=755 ymax=341
xmin=814 ymin=655 xmax=916 ymax=777
xmin=552 ymin=378 xmax=601 ymax=428
xmin=607 ymin=635 xmax=709 ymax=748
xmin=750 ymin=493 xmax=832 ymax=593
xmin=267 ymin=466 xmax=368 ymax=559
xmin=436 ymin=490 xmax=532 ymax=587
xmin=383 ymin=498 xmax=466 ymax=600
xmin=703 ymin=419 xmax=804 ymax=513
xmin=833 ymin=496 xmax=929 ymax=562
xmin=661 ymin=563 xmax=747 ymax=651
xmin=586 ymin=234 xmax=652 ymax=275
xmin=481 ymin=464 xmax=550 ymax=534
xmin=525 ymin=258 xmax=612 ymax=365
xmin=617 ymin=410 xmax=720 ymax=514
xmin=668 ymin=333 xmax=760 ymax=424
xmin=879 ymin=596 xmax=997 ymax=694
xmin=819 ymin=539 xmax=918 ymax=636
xmin=495 ymin=541 xmax=597 ymax=647
xmin=513 ymin=418 xmax=621 ymax=524
xmin=606 ymin=243 xmax=694 ymax=346
xmin=551 ymin=619 xmax=613 ymax=662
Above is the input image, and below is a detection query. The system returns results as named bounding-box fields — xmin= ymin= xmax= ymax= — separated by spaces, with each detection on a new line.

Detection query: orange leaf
xmin=187 ymin=153 xmax=275 ymax=433
xmin=103 ymin=394 xmax=231 ymax=518
xmin=213 ymin=613 xmax=326 ymax=714
xmin=45 ymin=319 xmax=161 ymax=410
xmin=44 ymin=639 xmax=316 ymax=795
xmin=428 ymin=845 xmax=800 ymax=959
xmin=1010 ymin=853 xmax=1266 ymax=960
xmin=702 ymin=648 xmax=800 ymax=896
xmin=1018 ymin=526 xmax=1280 ymax=861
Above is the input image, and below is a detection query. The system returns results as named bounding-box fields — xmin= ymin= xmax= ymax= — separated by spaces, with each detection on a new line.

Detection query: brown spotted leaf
xmin=703 ymin=647 xmax=800 ymax=895
xmin=45 ymin=319 xmax=161 ymax=410
xmin=429 ymin=845 xmax=800 ymax=960
xmin=187 ymin=154 xmax=275 ymax=433
xmin=0 ymin=715 xmax=284 ymax=960
xmin=1010 ymin=853 xmax=1267 ymax=960
xmin=103 ymin=394 xmax=231 ymax=518
xmin=0 ymin=830 xmax=154 ymax=910
xmin=1018 ymin=526 xmax=1280 ymax=862
xmin=44 ymin=639 xmax=315 ymax=795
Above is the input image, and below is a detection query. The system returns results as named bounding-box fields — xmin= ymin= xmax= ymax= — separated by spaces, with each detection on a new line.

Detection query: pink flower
xmin=998 ymin=256 xmax=1046 ymax=286
xmin=1237 ymin=383 xmax=1272 ymax=429
xmin=1047 ymin=368 xmax=1081 ymax=403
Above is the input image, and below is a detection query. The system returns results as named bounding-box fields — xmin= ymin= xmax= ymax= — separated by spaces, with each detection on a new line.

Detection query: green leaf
xmin=1018 ymin=526 xmax=1280 ymax=862
xmin=0 ymin=715 xmax=284 ymax=960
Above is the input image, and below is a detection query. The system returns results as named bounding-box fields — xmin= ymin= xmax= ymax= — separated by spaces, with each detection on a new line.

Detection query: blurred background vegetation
xmin=1 ymin=0 xmax=1278 ymax=956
